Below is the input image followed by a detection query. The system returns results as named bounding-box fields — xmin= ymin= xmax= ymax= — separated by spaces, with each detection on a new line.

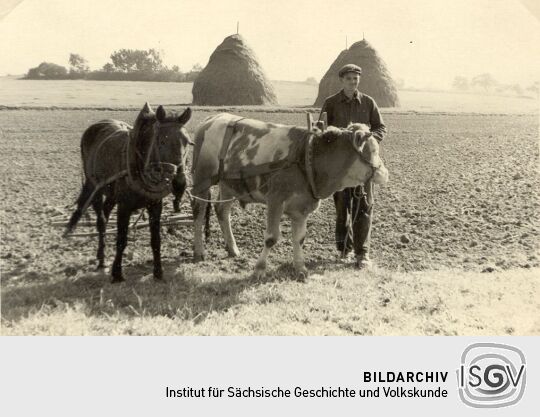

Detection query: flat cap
xmin=338 ymin=64 xmax=362 ymax=77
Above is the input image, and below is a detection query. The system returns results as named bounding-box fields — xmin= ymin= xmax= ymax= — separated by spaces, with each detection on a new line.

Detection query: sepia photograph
xmin=0 ymin=0 xmax=538 ymax=336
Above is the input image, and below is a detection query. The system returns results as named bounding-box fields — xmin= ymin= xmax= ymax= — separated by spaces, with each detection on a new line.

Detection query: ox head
xmin=347 ymin=123 xmax=389 ymax=184
xmin=316 ymin=123 xmax=389 ymax=186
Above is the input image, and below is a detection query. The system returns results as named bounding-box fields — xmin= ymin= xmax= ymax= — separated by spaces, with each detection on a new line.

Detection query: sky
xmin=0 ymin=0 xmax=539 ymax=89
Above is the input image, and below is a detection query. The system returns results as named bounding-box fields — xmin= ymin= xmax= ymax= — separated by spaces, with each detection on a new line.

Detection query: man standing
xmin=320 ymin=64 xmax=387 ymax=269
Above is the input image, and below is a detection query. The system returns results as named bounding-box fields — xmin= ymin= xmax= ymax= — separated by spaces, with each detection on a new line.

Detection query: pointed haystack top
xmin=192 ymin=34 xmax=278 ymax=106
xmin=314 ymin=39 xmax=399 ymax=108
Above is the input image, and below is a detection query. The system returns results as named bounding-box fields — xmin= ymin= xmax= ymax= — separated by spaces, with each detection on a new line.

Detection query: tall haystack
xmin=192 ymin=34 xmax=277 ymax=105
xmin=314 ymin=39 xmax=399 ymax=107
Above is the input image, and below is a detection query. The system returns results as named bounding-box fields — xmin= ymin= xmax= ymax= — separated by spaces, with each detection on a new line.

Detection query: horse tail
xmin=80 ymin=145 xmax=87 ymax=187
xmin=64 ymin=180 xmax=94 ymax=236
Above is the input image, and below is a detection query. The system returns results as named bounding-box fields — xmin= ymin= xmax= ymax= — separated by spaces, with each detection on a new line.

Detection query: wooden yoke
xmin=317 ymin=112 xmax=327 ymax=131
xmin=306 ymin=112 xmax=314 ymax=131
xmin=304 ymin=111 xmax=325 ymax=199
xmin=306 ymin=112 xmax=327 ymax=131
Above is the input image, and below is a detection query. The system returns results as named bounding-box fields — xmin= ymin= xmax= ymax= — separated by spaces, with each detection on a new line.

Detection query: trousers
xmin=333 ymin=181 xmax=374 ymax=256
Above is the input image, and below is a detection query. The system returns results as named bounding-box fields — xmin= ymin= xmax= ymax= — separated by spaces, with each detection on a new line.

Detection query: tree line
xmin=24 ymin=49 xmax=202 ymax=82
xmin=452 ymin=73 xmax=539 ymax=98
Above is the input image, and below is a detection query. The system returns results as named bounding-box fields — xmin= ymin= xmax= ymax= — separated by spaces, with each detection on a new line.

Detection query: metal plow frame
xmin=52 ymin=205 xmax=193 ymax=238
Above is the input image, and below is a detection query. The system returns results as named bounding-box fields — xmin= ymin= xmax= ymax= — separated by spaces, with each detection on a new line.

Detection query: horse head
xmin=132 ymin=102 xmax=192 ymax=188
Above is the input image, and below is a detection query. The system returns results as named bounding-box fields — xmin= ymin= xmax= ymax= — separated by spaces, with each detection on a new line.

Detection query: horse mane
xmin=132 ymin=112 xmax=156 ymax=148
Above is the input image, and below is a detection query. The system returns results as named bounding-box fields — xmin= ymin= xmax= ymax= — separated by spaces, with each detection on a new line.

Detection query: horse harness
xmin=126 ymin=120 xmax=186 ymax=199
xmin=78 ymin=119 xmax=187 ymax=218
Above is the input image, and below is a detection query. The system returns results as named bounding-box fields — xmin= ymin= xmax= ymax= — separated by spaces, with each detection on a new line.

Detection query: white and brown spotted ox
xmin=191 ymin=113 xmax=389 ymax=279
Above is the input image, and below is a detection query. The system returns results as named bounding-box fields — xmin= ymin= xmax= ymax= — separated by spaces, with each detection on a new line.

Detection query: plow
xmin=51 ymin=205 xmax=194 ymax=238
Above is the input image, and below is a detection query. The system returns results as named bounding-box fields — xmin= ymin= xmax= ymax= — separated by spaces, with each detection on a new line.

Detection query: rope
xmin=130 ymin=208 xmax=147 ymax=236
xmin=185 ymin=163 xmax=283 ymax=205
xmin=186 ymin=189 xmax=235 ymax=204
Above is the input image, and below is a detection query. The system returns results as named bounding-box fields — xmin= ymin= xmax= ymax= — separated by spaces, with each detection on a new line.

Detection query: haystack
xmin=314 ymin=39 xmax=399 ymax=107
xmin=192 ymin=34 xmax=277 ymax=105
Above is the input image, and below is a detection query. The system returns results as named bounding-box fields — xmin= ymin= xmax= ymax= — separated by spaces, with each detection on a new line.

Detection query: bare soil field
xmin=1 ymin=108 xmax=539 ymax=335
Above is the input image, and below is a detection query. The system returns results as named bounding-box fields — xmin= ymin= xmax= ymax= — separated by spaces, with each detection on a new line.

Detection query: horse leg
xmin=147 ymin=200 xmax=164 ymax=281
xmin=289 ymin=212 xmax=309 ymax=280
xmin=91 ymin=195 xmax=116 ymax=269
xmin=111 ymin=203 xmax=131 ymax=283
xmin=65 ymin=179 xmax=93 ymax=235
xmin=92 ymin=193 xmax=107 ymax=269
xmin=254 ymin=200 xmax=284 ymax=279
xmin=103 ymin=195 xmax=115 ymax=223
xmin=172 ymin=172 xmax=186 ymax=213
xmin=192 ymin=190 xmax=210 ymax=262
xmin=215 ymin=196 xmax=239 ymax=257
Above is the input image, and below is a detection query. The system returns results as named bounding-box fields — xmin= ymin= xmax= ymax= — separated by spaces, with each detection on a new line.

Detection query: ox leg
xmin=215 ymin=197 xmax=240 ymax=258
xmin=147 ymin=200 xmax=164 ymax=281
xmin=192 ymin=191 xmax=210 ymax=262
xmin=111 ymin=204 xmax=131 ymax=283
xmin=290 ymin=213 xmax=309 ymax=279
xmin=254 ymin=202 xmax=283 ymax=279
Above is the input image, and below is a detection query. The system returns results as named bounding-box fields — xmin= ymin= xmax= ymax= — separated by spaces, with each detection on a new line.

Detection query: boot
xmin=356 ymin=252 xmax=373 ymax=270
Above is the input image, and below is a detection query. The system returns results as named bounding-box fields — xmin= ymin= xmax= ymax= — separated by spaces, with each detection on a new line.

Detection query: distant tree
xmin=102 ymin=63 xmax=115 ymax=72
xmin=511 ymin=84 xmax=523 ymax=96
xmin=69 ymin=53 xmax=89 ymax=74
xmin=471 ymin=73 xmax=497 ymax=92
xmin=305 ymin=76 xmax=317 ymax=85
xmin=182 ymin=63 xmax=203 ymax=82
xmin=109 ymin=48 xmax=165 ymax=72
xmin=526 ymin=81 xmax=539 ymax=98
xmin=110 ymin=49 xmax=143 ymax=72
xmin=171 ymin=65 xmax=180 ymax=73
xmin=25 ymin=62 xmax=68 ymax=79
xmin=141 ymin=48 xmax=164 ymax=72
xmin=495 ymin=84 xmax=509 ymax=94
xmin=452 ymin=76 xmax=469 ymax=91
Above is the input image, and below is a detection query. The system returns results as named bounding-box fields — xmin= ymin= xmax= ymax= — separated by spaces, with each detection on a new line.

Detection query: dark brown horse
xmin=65 ymin=103 xmax=192 ymax=283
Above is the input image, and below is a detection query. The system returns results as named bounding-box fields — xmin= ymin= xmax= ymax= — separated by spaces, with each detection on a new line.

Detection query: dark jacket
xmin=320 ymin=89 xmax=387 ymax=141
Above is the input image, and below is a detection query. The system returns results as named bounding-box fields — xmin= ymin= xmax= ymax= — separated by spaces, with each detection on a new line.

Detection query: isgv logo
xmin=457 ymin=343 xmax=526 ymax=408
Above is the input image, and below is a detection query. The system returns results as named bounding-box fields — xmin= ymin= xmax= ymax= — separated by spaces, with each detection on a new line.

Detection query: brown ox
xmin=191 ymin=113 xmax=389 ymax=279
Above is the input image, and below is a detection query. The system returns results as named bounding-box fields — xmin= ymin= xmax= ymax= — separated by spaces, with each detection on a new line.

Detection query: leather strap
xmin=304 ymin=134 xmax=320 ymax=199
xmin=217 ymin=117 xmax=245 ymax=182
